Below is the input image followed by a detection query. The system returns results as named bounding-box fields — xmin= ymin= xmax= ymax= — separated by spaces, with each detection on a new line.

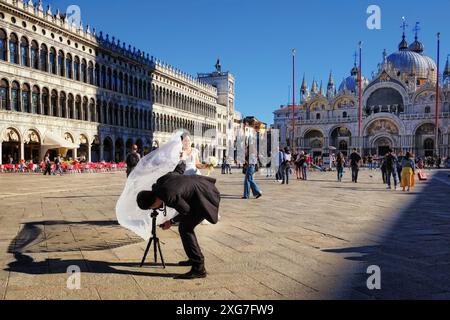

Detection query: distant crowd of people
xmin=0 ymin=145 xmax=145 ymax=175
xmin=334 ymin=149 xmax=420 ymax=191
xmin=235 ymin=147 xmax=450 ymax=199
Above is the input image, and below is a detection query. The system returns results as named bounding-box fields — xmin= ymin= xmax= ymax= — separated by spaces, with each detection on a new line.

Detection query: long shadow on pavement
xmin=323 ymin=170 xmax=450 ymax=299
xmin=5 ymin=253 xmax=181 ymax=278
xmin=5 ymin=220 xmax=184 ymax=278
xmin=7 ymin=220 xmax=142 ymax=254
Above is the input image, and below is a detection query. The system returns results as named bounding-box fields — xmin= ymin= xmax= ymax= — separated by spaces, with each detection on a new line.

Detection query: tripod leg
xmin=140 ymin=238 xmax=153 ymax=267
xmin=156 ymin=239 xmax=166 ymax=269
xmin=154 ymin=237 xmax=158 ymax=264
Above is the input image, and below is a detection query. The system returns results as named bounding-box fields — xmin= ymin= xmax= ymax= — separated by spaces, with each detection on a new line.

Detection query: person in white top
xmin=181 ymin=134 xmax=218 ymax=224
xmin=281 ymin=147 xmax=292 ymax=185
xmin=182 ymin=135 xmax=207 ymax=175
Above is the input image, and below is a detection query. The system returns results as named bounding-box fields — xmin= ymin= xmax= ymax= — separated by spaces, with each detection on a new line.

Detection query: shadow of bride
xmin=9 ymin=220 xmax=143 ymax=254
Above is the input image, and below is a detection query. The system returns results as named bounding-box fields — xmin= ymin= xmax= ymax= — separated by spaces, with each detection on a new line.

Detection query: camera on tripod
xmin=140 ymin=205 xmax=167 ymax=268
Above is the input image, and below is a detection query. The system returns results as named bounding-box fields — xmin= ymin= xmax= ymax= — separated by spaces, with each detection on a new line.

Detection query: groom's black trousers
xmin=178 ymin=214 xmax=205 ymax=270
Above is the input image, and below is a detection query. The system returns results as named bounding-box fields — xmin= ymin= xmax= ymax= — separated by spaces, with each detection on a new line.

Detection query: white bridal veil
xmin=116 ymin=131 xmax=184 ymax=240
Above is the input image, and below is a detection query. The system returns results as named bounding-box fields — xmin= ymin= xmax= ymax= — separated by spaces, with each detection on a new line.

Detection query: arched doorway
xmin=373 ymin=137 xmax=392 ymax=157
xmin=424 ymin=138 xmax=434 ymax=157
xmin=330 ymin=127 xmax=351 ymax=156
xmin=339 ymin=140 xmax=348 ymax=155
xmin=366 ymin=119 xmax=400 ymax=156
xmin=24 ymin=129 xmax=41 ymax=163
xmin=415 ymin=123 xmax=440 ymax=157
xmin=365 ymin=87 xmax=404 ymax=115
xmin=91 ymin=136 xmax=100 ymax=162
xmin=0 ymin=78 xmax=9 ymax=110
xmin=103 ymin=137 xmax=113 ymax=162
xmin=78 ymin=134 xmax=89 ymax=162
xmin=65 ymin=133 xmax=75 ymax=160
xmin=115 ymin=138 xmax=124 ymax=163
xmin=2 ymin=128 xmax=20 ymax=164
xmin=304 ymin=129 xmax=324 ymax=158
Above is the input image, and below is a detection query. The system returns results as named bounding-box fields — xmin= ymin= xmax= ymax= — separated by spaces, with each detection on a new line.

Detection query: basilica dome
xmin=338 ymin=65 xmax=369 ymax=93
xmin=386 ymin=35 xmax=437 ymax=83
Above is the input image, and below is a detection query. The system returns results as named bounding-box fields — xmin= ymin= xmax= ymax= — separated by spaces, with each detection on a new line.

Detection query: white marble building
xmin=0 ymin=0 xmax=240 ymax=164
xmin=274 ymin=28 xmax=450 ymax=158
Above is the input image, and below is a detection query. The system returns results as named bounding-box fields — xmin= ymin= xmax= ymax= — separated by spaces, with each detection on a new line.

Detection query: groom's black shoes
xmin=175 ymin=267 xmax=207 ymax=280
xmin=178 ymin=260 xmax=193 ymax=267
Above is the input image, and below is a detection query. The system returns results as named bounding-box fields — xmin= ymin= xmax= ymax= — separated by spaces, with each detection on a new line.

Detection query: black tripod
xmin=140 ymin=207 xmax=166 ymax=268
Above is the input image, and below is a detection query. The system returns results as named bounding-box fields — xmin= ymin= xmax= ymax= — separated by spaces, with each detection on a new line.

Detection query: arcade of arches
xmin=299 ymin=119 xmax=447 ymax=157
xmin=0 ymin=127 xmax=149 ymax=164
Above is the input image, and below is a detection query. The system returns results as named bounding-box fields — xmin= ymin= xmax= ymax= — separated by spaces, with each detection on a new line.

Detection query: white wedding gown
xmin=115 ymin=131 xmax=184 ymax=240
xmin=184 ymin=148 xmax=201 ymax=176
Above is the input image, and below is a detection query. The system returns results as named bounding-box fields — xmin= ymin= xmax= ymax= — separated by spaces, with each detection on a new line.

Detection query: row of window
xmin=278 ymin=112 xmax=349 ymax=120
xmin=152 ymin=84 xmax=216 ymax=118
xmin=0 ymin=30 xmax=220 ymax=119
xmin=0 ymin=79 xmax=150 ymax=129
xmin=0 ymin=29 xmax=151 ymax=101
xmin=0 ymin=79 xmax=217 ymax=134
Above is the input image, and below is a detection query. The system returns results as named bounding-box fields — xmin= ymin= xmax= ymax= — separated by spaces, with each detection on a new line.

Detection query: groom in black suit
xmin=137 ymin=160 xmax=220 ymax=279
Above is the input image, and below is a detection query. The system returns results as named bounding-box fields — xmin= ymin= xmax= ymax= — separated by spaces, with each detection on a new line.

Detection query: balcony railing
xmin=276 ymin=112 xmax=450 ymax=126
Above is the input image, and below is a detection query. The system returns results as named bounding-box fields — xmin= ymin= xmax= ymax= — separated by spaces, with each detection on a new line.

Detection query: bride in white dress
xmin=182 ymin=135 xmax=206 ymax=176
xmin=181 ymin=134 xmax=219 ymax=224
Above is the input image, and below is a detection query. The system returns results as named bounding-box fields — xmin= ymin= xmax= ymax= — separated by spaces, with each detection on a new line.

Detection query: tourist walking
xmin=349 ymin=148 xmax=362 ymax=183
xmin=126 ymin=144 xmax=141 ymax=178
xmin=303 ymin=153 xmax=311 ymax=180
xmin=380 ymin=156 xmax=387 ymax=184
xmin=368 ymin=154 xmax=374 ymax=170
xmin=397 ymin=151 xmax=405 ymax=180
xmin=221 ymin=157 xmax=227 ymax=174
xmin=242 ymin=154 xmax=262 ymax=199
xmin=400 ymin=152 xmax=416 ymax=192
xmin=281 ymin=147 xmax=292 ymax=185
xmin=297 ymin=152 xmax=307 ymax=180
xmin=43 ymin=154 xmax=52 ymax=176
xmin=385 ymin=149 xmax=399 ymax=190
xmin=54 ymin=154 xmax=63 ymax=176
xmin=336 ymin=152 xmax=345 ymax=182
xmin=276 ymin=147 xmax=285 ymax=182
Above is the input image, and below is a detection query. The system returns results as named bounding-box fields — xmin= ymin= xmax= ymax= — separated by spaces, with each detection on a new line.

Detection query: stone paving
xmin=0 ymin=167 xmax=450 ymax=300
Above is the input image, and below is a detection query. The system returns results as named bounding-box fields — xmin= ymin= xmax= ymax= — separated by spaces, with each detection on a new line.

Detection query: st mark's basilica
xmin=274 ymin=22 xmax=450 ymax=158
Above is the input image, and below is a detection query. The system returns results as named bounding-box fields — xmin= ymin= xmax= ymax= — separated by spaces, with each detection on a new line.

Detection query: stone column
xmin=20 ymin=141 xmax=24 ymax=161
xmin=88 ymin=144 xmax=92 ymax=163
xmin=5 ymin=37 xmax=9 ymax=63
xmin=39 ymin=93 xmax=44 ymax=115
xmin=0 ymin=141 xmax=2 ymax=165
xmin=73 ymin=148 xmax=78 ymax=160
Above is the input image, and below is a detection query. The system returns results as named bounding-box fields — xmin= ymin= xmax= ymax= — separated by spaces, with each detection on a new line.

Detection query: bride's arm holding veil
xmin=195 ymin=149 xmax=208 ymax=169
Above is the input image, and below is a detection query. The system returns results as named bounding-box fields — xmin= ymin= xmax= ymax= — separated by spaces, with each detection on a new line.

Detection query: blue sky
xmin=48 ymin=0 xmax=450 ymax=124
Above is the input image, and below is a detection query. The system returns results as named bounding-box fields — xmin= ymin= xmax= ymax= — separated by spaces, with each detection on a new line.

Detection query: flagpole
xmin=358 ymin=41 xmax=363 ymax=154
xmin=435 ymin=33 xmax=441 ymax=158
xmin=292 ymin=49 xmax=296 ymax=148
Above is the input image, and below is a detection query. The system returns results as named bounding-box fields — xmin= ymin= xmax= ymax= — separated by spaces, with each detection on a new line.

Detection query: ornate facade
xmin=274 ymin=26 xmax=450 ymax=158
xmin=0 ymin=0 xmax=239 ymax=164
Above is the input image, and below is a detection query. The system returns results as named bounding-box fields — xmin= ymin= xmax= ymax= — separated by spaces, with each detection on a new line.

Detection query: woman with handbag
xmin=400 ymin=152 xmax=416 ymax=192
